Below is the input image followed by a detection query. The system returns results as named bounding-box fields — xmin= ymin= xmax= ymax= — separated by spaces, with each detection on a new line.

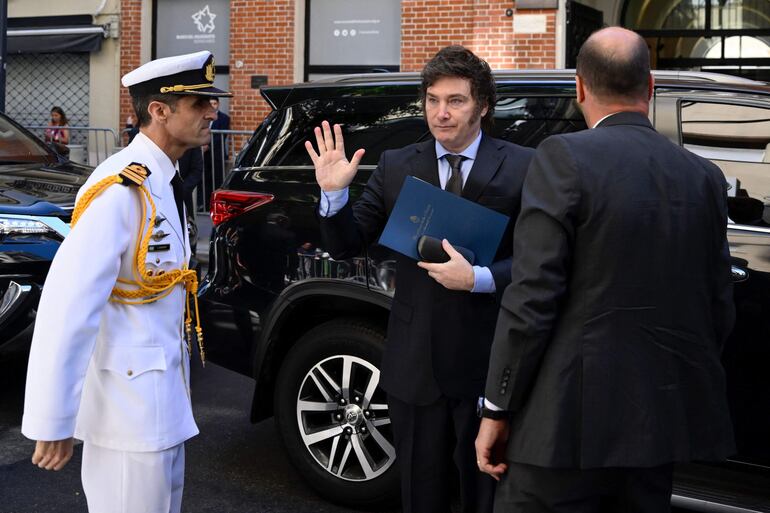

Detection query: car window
xmin=680 ymin=100 xmax=770 ymax=227
xmin=239 ymin=93 xmax=588 ymax=169
xmin=491 ymin=96 xmax=587 ymax=147
xmin=0 ymin=115 xmax=52 ymax=163
xmin=266 ymin=96 xmax=428 ymax=167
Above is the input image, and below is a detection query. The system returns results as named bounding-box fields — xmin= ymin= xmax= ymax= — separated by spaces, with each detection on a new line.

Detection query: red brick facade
xmin=401 ymin=1 xmax=556 ymax=72
xmin=510 ymin=9 xmax=558 ymax=68
xmin=119 ymin=1 xmax=558 ymax=131
xmin=229 ymin=0 xmax=296 ymax=132
xmin=119 ymin=0 xmax=144 ymax=133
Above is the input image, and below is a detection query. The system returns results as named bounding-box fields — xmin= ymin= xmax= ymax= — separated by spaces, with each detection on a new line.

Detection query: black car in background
xmin=0 ymin=113 xmax=90 ymax=358
xmin=200 ymin=70 xmax=770 ymax=511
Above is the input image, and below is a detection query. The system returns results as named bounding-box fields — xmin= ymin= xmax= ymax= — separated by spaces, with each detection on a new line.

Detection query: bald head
xmin=576 ymin=27 xmax=650 ymax=104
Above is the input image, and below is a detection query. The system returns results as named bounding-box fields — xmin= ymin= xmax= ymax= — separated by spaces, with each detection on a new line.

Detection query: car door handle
xmin=731 ymin=265 xmax=748 ymax=282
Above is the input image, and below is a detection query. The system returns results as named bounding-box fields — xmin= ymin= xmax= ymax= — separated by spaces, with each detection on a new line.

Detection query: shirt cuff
xmin=21 ymin=413 xmax=76 ymax=442
xmin=484 ymin=398 xmax=505 ymax=411
xmin=318 ymin=188 xmax=349 ymax=217
xmin=471 ymin=266 xmax=496 ymax=293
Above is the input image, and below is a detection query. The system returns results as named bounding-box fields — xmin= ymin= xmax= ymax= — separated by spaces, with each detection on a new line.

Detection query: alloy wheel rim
xmin=295 ymin=354 xmax=395 ymax=482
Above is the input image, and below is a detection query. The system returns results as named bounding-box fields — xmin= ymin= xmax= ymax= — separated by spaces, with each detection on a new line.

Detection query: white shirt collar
xmin=132 ymin=131 xmax=177 ymax=184
xmin=592 ymin=112 xmax=623 ymax=129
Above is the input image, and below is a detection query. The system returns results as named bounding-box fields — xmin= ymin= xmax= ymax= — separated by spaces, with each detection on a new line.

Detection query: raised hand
xmin=305 ymin=121 xmax=365 ymax=192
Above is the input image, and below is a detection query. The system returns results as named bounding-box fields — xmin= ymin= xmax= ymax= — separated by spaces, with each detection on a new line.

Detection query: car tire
xmin=274 ymin=318 xmax=399 ymax=508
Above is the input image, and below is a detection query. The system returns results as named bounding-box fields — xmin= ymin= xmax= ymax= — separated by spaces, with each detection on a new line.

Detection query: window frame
xmin=671 ymin=93 xmax=770 ymax=230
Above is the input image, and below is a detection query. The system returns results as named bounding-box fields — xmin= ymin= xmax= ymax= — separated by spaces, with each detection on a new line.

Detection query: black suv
xmin=200 ymin=70 xmax=770 ymax=511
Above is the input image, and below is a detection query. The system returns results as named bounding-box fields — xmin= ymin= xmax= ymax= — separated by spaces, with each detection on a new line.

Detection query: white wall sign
xmin=513 ymin=14 xmax=548 ymax=34
xmin=309 ymin=0 xmax=401 ymax=66
xmin=156 ymin=0 xmax=230 ymax=60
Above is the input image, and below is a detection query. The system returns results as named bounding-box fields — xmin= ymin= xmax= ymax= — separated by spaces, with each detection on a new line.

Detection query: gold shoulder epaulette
xmin=118 ymin=163 xmax=152 ymax=186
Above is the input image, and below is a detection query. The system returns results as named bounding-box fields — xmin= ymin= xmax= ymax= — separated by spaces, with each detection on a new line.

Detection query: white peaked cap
xmin=121 ymin=50 xmax=232 ymax=97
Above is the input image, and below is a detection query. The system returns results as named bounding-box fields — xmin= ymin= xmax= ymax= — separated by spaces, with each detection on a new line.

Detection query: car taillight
xmin=210 ymin=190 xmax=275 ymax=226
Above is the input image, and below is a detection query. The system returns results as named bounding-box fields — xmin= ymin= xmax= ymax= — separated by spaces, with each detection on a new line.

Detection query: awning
xmin=7 ymin=16 xmax=106 ymax=54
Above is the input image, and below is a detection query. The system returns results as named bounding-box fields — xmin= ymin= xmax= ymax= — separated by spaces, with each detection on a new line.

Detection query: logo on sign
xmin=192 ymin=5 xmax=217 ymax=34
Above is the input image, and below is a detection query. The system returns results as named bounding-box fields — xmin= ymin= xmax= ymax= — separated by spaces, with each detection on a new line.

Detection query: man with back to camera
xmin=475 ymin=27 xmax=735 ymax=512
xmin=306 ymin=45 xmax=534 ymax=513
xmin=22 ymin=50 xmax=232 ymax=512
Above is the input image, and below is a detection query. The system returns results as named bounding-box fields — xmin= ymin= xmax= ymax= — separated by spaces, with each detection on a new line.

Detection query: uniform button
xmin=155 ymin=258 xmax=160 ymax=264
xmin=499 ymin=388 xmax=506 ymax=395
xmin=127 ymin=369 xmax=134 ymax=377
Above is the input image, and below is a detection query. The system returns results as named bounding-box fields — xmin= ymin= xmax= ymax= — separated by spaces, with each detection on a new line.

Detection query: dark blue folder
xmin=378 ymin=176 xmax=510 ymax=266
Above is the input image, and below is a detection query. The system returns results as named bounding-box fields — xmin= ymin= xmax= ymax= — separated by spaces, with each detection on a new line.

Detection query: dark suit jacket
xmin=178 ymin=147 xmax=204 ymax=213
xmin=210 ymin=111 xmax=231 ymax=157
xmin=321 ymin=135 xmax=533 ymax=405
xmin=485 ymin=112 xmax=735 ymax=468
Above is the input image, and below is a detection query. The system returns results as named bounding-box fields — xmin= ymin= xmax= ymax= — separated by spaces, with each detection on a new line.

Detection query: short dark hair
xmin=420 ymin=45 xmax=496 ymax=131
xmin=576 ymin=31 xmax=650 ymax=102
xmin=131 ymin=93 xmax=181 ymax=127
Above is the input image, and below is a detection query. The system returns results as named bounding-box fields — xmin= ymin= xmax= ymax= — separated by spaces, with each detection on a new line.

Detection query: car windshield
xmin=0 ymin=115 xmax=53 ymax=163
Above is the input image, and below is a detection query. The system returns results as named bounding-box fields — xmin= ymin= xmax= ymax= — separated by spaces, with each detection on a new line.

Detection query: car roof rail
xmin=651 ymin=70 xmax=760 ymax=85
xmin=307 ymin=68 xmax=762 ymax=86
xmin=263 ymin=68 xmax=765 ymax=110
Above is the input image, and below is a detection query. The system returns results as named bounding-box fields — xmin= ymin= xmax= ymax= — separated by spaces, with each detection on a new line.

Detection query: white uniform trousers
xmin=81 ymin=441 xmax=185 ymax=513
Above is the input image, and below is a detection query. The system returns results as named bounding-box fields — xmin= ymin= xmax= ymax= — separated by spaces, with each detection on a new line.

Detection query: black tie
xmin=445 ymin=154 xmax=465 ymax=196
xmin=170 ymin=172 xmax=186 ymax=229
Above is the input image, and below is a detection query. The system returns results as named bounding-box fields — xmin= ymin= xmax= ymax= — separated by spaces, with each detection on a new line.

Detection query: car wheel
xmin=274 ymin=318 xmax=399 ymax=508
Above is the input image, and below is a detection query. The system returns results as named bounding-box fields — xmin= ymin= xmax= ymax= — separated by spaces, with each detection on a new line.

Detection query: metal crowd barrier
xmin=27 ymin=124 xmax=252 ymax=214
xmin=118 ymin=128 xmax=253 ymax=214
xmin=197 ymin=129 xmax=253 ymax=214
xmin=25 ymin=125 xmax=119 ymax=167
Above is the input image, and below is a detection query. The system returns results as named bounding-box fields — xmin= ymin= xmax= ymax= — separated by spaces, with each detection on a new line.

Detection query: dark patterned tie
xmin=444 ymin=154 xmax=465 ymax=196
xmin=171 ymin=172 xmax=186 ymax=229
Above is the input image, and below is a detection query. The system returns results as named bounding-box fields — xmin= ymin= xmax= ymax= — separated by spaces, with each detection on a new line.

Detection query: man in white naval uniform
xmin=21 ymin=51 xmax=231 ymax=512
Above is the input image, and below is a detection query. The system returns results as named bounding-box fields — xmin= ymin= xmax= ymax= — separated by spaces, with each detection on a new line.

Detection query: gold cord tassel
xmin=71 ymin=174 xmax=205 ymax=366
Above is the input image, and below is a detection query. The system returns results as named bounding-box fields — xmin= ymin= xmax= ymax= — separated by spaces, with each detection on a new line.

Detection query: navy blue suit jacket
xmin=320 ymin=134 xmax=533 ymax=404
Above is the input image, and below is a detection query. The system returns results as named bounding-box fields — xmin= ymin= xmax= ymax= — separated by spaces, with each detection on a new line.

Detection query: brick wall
xmin=510 ymin=9 xmax=557 ymax=68
xmin=229 ymin=0 xmax=296 ymax=131
xmin=401 ymin=0 xmax=556 ymax=72
xmin=118 ymin=0 xmax=558 ymax=133
xmin=119 ymin=0 xmax=143 ymax=134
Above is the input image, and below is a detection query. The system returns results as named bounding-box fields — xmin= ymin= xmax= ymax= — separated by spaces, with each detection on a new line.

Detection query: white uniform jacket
xmin=22 ymin=132 xmax=198 ymax=452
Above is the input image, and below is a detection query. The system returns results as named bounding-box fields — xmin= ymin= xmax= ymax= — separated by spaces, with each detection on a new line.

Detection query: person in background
xmin=201 ymin=97 xmax=230 ymax=210
xmin=125 ymin=114 xmax=140 ymax=144
xmin=178 ymin=145 xmax=204 ymax=255
xmin=44 ymin=106 xmax=70 ymax=155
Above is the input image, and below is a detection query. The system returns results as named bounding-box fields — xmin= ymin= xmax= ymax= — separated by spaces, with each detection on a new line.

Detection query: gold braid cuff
xmin=71 ymin=165 xmax=205 ymax=366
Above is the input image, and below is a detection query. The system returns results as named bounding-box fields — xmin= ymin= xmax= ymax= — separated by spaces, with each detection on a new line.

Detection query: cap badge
xmin=205 ymin=59 xmax=216 ymax=82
